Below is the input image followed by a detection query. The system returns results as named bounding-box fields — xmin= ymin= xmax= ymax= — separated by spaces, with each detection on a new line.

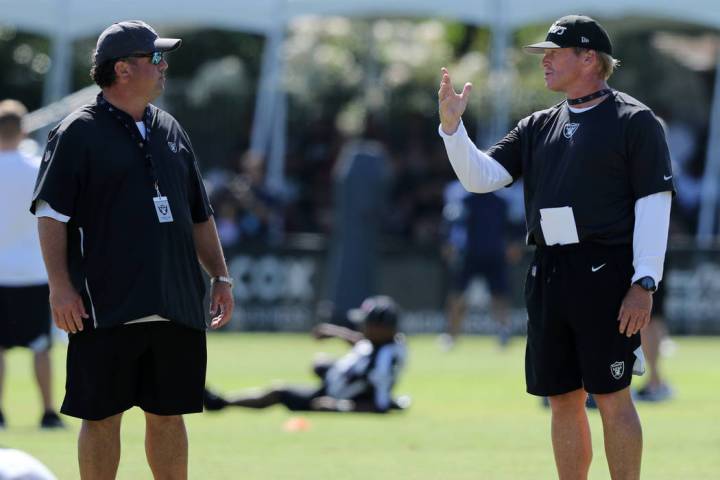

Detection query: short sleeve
xmin=626 ymin=111 xmax=676 ymax=199
xmin=181 ymin=130 xmax=214 ymax=223
xmin=486 ymin=121 xmax=525 ymax=182
xmin=30 ymin=123 xmax=85 ymax=217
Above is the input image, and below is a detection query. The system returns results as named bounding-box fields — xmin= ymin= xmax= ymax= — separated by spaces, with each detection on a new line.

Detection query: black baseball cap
xmin=94 ymin=20 xmax=181 ymax=65
xmin=524 ymin=15 xmax=612 ymax=55
xmin=347 ymin=295 xmax=399 ymax=328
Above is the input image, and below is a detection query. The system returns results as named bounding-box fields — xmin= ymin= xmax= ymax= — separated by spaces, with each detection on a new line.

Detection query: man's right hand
xmin=49 ymin=283 xmax=88 ymax=333
xmin=438 ymin=67 xmax=473 ymax=135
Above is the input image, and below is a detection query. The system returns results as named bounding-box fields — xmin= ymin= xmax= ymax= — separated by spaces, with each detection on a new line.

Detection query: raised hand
xmin=438 ymin=67 xmax=473 ymax=135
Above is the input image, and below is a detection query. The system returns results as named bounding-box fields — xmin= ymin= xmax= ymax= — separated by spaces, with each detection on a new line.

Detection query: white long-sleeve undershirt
xmin=438 ymin=120 xmax=672 ymax=285
xmin=438 ymin=121 xmax=512 ymax=193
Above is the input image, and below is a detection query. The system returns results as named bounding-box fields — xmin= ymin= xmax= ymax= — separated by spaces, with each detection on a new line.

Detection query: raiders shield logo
xmin=159 ymin=204 xmax=168 ymax=215
xmin=610 ymin=361 xmax=624 ymax=380
xmin=167 ymin=141 xmax=178 ymax=153
xmin=563 ymin=123 xmax=580 ymax=139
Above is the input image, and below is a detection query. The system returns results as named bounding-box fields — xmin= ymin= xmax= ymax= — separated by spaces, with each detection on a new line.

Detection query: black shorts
xmin=277 ymin=386 xmax=326 ymax=411
xmin=524 ymin=243 xmax=642 ymax=396
xmin=61 ymin=321 xmax=206 ymax=420
xmin=0 ymin=284 xmax=52 ymax=351
xmin=450 ymin=254 xmax=509 ymax=295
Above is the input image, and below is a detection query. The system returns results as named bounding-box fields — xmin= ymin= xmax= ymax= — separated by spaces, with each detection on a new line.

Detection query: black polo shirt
xmin=487 ymin=91 xmax=675 ymax=246
xmin=30 ymin=96 xmax=213 ymax=330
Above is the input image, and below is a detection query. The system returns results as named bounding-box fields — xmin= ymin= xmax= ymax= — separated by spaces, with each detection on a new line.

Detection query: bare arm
xmin=312 ymin=323 xmax=365 ymax=346
xmin=37 ymin=217 xmax=88 ymax=333
xmin=192 ymin=216 xmax=234 ymax=329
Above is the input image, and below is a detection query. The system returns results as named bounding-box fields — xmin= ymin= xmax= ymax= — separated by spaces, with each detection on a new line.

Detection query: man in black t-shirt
xmin=30 ymin=21 xmax=234 ymax=479
xmin=438 ymin=15 xmax=673 ymax=479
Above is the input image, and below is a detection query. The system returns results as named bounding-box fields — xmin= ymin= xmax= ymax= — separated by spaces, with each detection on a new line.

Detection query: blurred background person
xmin=208 ymin=151 xmax=285 ymax=250
xmin=438 ymin=180 xmax=511 ymax=350
xmin=636 ymin=282 xmax=674 ymax=402
xmin=0 ymin=99 xmax=64 ymax=430
xmin=204 ymin=295 xmax=407 ymax=413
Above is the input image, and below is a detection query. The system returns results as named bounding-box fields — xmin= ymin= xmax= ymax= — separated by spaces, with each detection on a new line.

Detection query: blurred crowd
xmin=202 ymin=111 xmax=709 ymax=252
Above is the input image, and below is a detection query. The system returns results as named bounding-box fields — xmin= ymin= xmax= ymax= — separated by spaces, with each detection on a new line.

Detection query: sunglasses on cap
xmin=125 ymin=51 xmax=164 ymax=65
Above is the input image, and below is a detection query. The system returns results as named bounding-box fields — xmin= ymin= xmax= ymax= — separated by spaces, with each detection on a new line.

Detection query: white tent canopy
xmin=3 ymin=0 xmax=720 ymax=241
xmin=4 ymin=0 xmax=720 ymax=37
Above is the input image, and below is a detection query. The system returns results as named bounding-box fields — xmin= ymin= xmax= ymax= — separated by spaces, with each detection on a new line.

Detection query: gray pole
xmin=42 ymin=0 xmax=72 ymax=106
xmin=249 ymin=23 xmax=284 ymax=159
xmin=482 ymin=0 xmax=511 ymax=148
xmin=697 ymin=48 xmax=720 ymax=247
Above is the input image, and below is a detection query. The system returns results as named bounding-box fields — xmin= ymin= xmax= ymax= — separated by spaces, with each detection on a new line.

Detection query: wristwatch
xmin=210 ymin=275 xmax=234 ymax=288
xmin=633 ymin=276 xmax=656 ymax=293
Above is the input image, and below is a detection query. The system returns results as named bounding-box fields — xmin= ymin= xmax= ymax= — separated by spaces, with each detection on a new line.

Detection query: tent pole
xmin=482 ymin=0 xmax=511 ymax=148
xmin=697 ymin=46 xmax=720 ymax=247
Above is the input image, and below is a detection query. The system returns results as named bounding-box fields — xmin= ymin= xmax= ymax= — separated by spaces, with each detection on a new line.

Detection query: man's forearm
xmin=438 ymin=121 xmax=513 ymax=193
xmin=192 ymin=216 xmax=229 ymax=277
xmin=632 ymin=191 xmax=672 ymax=284
xmin=38 ymin=217 xmax=73 ymax=288
xmin=316 ymin=323 xmax=364 ymax=345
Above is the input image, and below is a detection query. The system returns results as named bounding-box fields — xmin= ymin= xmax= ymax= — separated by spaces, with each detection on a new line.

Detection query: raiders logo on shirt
xmin=563 ymin=123 xmax=580 ymax=139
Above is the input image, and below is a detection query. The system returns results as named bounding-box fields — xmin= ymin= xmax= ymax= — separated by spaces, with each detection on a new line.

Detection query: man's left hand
xmin=617 ymin=284 xmax=653 ymax=337
xmin=209 ymin=282 xmax=234 ymax=329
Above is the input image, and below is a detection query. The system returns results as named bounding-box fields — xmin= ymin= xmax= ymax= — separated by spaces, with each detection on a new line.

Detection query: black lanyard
xmin=97 ymin=94 xmax=163 ymax=197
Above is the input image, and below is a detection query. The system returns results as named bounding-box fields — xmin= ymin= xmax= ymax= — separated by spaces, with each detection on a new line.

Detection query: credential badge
xmin=610 ymin=361 xmax=624 ymax=380
xmin=563 ymin=123 xmax=580 ymax=139
xmin=168 ymin=141 xmax=178 ymax=153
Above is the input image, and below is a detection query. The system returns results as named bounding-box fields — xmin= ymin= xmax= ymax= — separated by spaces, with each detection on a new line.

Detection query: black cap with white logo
xmin=524 ymin=15 xmax=612 ymax=55
xmin=94 ymin=20 xmax=181 ymax=65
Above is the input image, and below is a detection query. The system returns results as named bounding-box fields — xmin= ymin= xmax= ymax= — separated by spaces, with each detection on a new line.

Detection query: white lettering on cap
xmin=548 ymin=24 xmax=567 ymax=35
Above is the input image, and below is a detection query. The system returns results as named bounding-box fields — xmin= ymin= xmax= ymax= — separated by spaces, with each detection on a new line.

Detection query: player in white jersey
xmin=204 ymin=296 xmax=407 ymax=413
xmin=0 ymin=99 xmax=64 ymax=429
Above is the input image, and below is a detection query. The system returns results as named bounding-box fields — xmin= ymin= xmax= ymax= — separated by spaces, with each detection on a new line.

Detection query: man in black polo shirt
xmin=438 ymin=15 xmax=673 ymax=479
xmin=30 ymin=21 xmax=234 ymax=479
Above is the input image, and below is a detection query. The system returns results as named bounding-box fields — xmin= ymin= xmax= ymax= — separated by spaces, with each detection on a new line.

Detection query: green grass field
xmin=2 ymin=334 xmax=720 ymax=479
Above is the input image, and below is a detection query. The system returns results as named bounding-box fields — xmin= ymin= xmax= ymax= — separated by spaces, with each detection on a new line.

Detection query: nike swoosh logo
xmin=664 ymin=175 xmax=673 ymax=181
xmin=591 ymin=264 xmax=606 ymax=272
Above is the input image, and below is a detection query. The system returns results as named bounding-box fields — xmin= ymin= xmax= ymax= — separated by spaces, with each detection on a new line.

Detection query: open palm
xmin=438 ymin=67 xmax=472 ymax=135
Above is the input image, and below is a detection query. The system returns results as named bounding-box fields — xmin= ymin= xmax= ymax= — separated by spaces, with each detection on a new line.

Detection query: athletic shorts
xmin=0 ymin=285 xmax=52 ymax=351
xmin=450 ymin=254 xmax=509 ymax=295
xmin=277 ymin=386 xmax=325 ymax=411
xmin=524 ymin=243 xmax=642 ymax=396
xmin=61 ymin=321 xmax=206 ymax=420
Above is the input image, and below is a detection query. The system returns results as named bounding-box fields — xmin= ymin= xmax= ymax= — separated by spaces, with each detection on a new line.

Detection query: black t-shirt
xmin=30 ymin=97 xmax=213 ymax=330
xmin=487 ymin=91 xmax=675 ymax=246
